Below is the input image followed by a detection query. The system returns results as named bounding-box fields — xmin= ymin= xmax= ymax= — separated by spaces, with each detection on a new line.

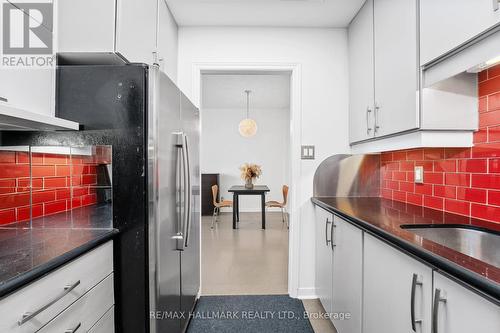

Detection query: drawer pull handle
xmin=0 ymin=97 xmax=7 ymax=103
xmin=65 ymin=322 xmax=82 ymax=333
xmin=18 ymin=280 xmax=81 ymax=326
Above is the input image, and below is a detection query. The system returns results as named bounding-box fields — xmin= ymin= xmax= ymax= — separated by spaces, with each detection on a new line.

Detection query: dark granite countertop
xmin=0 ymin=204 xmax=117 ymax=299
xmin=311 ymin=197 xmax=500 ymax=302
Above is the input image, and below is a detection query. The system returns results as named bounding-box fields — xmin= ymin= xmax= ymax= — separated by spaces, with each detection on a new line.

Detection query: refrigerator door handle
xmin=174 ymin=132 xmax=185 ymax=247
xmin=182 ymin=134 xmax=192 ymax=248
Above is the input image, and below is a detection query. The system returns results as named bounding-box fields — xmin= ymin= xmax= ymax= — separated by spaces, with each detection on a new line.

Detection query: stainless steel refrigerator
xmin=147 ymin=67 xmax=200 ymax=333
xmin=10 ymin=63 xmax=201 ymax=333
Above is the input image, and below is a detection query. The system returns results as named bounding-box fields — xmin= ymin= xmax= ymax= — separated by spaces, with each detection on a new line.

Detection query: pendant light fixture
xmin=239 ymin=90 xmax=258 ymax=137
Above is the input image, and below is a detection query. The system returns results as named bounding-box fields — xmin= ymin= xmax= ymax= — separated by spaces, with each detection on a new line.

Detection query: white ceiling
xmin=202 ymin=74 xmax=291 ymax=109
xmin=165 ymin=0 xmax=365 ymax=27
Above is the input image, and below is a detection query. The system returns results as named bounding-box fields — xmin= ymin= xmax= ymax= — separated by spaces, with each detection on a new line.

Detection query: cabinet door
xmin=0 ymin=68 xmax=54 ymax=117
xmin=433 ymin=272 xmax=500 ymax=333
xmin=331 ymin=216 xmax=362 ymax=333
xmin=348 ymin=0 xmax=375 ymax=144
xmin=157 ymin=0 xmax=178 ymax=81
xmin=363 ymin=234 xmax=432 ymax=333
xmin=315 ymin=206 xmax=333 ymax=314
xmin=56 ymin=0 xmax=115 ymax=52
xmin=420 ymin=0 xmax=500 ymax=65
xmin=374 ymin=0 xmax=419 ymax=137
xmin=116 ymin=0 xmax=157 ymax=64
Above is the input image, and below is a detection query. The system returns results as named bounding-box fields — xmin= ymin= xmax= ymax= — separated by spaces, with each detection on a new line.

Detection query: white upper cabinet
xmin=433 ymin=272 xmax=500 ymax=333
xmin=348 ymin=0 xmax=419 ymax=144
xmin=348 ymin=0 xmax=375 ymax=143
xmin=348 ymin=0 xmax=479 ymax=151
xmin=56 ymin=0 xmax=115 ymax=53
xmin=57 ymin=0 xmax=158 ymax=65
xmin=420 ymin=0 xmax=500 ymax=65
xmin=373 ymin=0 xmax=419 ymax=137
xmin=0 ymin=68 xmax=55 ymax=118
xmin=116 ymin=0 xmax=158 ymax=65
xmin=157 ymin=0 xmax=179 ymax=81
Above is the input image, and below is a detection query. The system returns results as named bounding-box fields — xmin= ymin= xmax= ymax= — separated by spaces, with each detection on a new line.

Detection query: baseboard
xmin=294 ymin=287 xmax=317 ymax=300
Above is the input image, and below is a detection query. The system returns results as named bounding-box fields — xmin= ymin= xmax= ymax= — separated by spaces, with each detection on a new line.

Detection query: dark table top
xmin=311 ymin=196 xmax=500 ymax=302
xmin=228 ymin=185 xmax=270 ymax=193
xmin=0 ymin=203 xmax=117 ymax=299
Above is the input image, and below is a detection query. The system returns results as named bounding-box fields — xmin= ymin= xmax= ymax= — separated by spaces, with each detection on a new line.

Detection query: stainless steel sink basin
xmin=401 ymin=225 xmax=500 ymax=268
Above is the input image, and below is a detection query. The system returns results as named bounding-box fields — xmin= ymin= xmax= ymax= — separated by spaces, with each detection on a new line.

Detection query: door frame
xmin=193 ymin=62 xmax=302 ymax=298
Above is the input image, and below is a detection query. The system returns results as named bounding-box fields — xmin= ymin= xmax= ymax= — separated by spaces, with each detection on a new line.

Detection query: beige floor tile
xmin=302 ymin=299 xmax=338 ymax=333
xmin=201 ymin=212 xmax=289 ymax=295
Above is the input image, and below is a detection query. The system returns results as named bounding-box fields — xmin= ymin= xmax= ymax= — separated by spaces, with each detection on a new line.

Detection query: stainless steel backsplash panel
xmin=313 ymin=154 xmax=381 ymax=197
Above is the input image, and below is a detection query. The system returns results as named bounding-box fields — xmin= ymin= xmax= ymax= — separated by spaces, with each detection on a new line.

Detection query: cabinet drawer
xmin=89 ymin=306 xmax=115 ymax=333
xmin=38 ymin=274 xmax=114 ymax=333
xmin=0 ymin=241 xmax=113 ymax=333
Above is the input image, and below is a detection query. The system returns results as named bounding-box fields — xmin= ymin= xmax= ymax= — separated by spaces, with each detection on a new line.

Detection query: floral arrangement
xmin=240 ymin=163 xmax=262 ymax=181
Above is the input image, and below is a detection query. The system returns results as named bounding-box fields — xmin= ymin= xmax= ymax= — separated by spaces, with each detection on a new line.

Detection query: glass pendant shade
xmin=239 ymin=90 xmax=257 ymax=137
xmin=239 ymin=118 xmax=258 ymax=137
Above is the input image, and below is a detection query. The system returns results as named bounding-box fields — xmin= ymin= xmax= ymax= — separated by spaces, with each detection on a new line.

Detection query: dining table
xmin=228 ymin=185 xmax=270 ymax=229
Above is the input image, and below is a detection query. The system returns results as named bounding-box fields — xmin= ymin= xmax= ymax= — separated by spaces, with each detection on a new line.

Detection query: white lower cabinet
xmin=0 ymin=241 xmax=114 ymax=333
xmin=38 ymin=274 xmax=114 ymax=332
xmin=315 ymin=207 xmax=363 ymax=332
xmin=315 ymin=205 xmax=500 ymax=333
xmin=433 ymin=272 xmax=500 ymax=333
xmin=89 ymin=307 xmax=115 ymax=333
xmin=315 ymin=206 xmax=334 ymax=314
xmin=331 ymin=216 xmax=363 ymax=333
xmin=363 ymin=233 xmax=432 ymax=333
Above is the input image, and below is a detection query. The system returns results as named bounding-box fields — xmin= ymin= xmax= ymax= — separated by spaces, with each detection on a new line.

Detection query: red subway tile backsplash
xmin=0 ymin=149 xmax=103 ymax=226
xmin=380 ymin=64 xmax=500 ymax=225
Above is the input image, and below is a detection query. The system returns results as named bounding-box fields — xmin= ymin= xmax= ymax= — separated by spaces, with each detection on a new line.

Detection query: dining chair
xmin=265 ymin=185 xmax=289 ymax=227
xmin=211 ymin=185 xmax=233 ymax=229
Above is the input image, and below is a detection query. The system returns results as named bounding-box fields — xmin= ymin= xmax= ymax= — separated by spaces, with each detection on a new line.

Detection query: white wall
xmin=178 ymin=27 xmax=350 ymax=297
xmin=201 ymin=107 xmax=290 ymax=211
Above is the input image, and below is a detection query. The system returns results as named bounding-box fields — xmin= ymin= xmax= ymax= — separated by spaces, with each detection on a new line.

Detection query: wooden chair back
xmin=211 ymin=185 xmax=219 ymax=206
xmin=282 ymin=185 xmax=289 ymax=206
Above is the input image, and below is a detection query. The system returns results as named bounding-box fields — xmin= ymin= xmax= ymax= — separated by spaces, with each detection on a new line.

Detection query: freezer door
xmin=180 ymin=91 xmax=201 ymax=332
xmin=148 ymin=67 xmax=183 ymax=333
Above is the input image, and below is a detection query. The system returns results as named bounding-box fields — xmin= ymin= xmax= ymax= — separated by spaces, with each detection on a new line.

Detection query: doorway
xmin=199 ymin=71 xmax=292 ymax=296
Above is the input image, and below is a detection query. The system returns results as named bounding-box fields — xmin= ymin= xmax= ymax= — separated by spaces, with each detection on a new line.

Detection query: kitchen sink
xmin=400 ymin=225 xmax=500 ymax=268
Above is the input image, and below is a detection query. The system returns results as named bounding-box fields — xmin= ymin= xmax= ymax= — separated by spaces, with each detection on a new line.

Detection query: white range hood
xmin=0 ymin=103 xmax=79 ymax=131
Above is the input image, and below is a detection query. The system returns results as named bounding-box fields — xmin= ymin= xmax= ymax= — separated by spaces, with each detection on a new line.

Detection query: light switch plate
xmin=414 ymin=166 xmax=424 ymax=184
xmin=301 ymin=145 xmax=315 ymax=160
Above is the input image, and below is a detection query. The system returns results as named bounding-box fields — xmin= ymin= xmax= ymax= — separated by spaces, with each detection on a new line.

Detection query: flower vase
xmin=245 ymin=178 xmax=254 ymax=189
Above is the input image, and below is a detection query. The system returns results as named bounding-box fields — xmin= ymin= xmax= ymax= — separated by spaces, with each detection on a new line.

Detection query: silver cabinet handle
xmin=65 ymin=322 xmax=81 ymax=333
xmin=325 ymin=218 xmax=332 ymax=246
xmin=411 ymin=274 xmax=423 ymax=331
xmin=374 ymin=103 xmax=380 ymax=134
xmin=18 ymin=280 xmax=81 ymax=326
xmin=493 ymin=0 xmax=499 ymax=11
xmin=366 ymin=107 xmax=373 ymax=135
xmin=432 ymin=288 xmax=447 ymax=333
xmin=0 ymin=97 xmax=7 ymax=103
xmin=330 ymin=220 xmax=337 ymax=250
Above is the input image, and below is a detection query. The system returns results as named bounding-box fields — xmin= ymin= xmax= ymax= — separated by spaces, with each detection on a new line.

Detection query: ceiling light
xmin=239 ymin=90 xmax=257 ymax=137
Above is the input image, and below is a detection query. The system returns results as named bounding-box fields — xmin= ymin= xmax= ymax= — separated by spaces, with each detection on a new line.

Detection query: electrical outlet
xmin=414 ymin=166 xmax=424 ymax=184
